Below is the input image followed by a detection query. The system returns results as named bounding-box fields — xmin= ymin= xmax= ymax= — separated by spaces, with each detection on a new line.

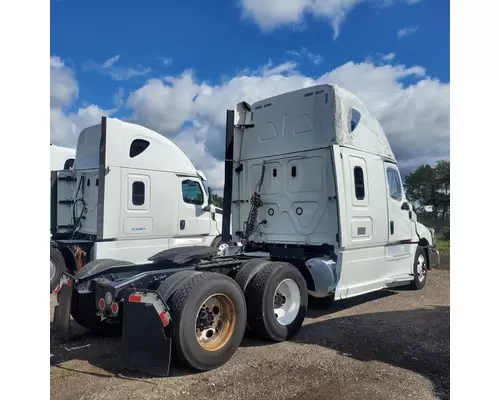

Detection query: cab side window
xmin=182 ymin=180 xmax=204 ymax=205
xmin=386 ymin=167 xmax=403 ymax=202
xmin=132 ymin=181 xmax=145 ymax=206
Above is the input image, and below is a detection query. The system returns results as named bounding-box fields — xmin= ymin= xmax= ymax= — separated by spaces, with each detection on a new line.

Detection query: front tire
xmin=410 ymin=246 xmax=428 ymax=290
xmin=245 ymin=262 xmax=308 ymax=342
xmin=166 ymin=272 xmax=247 ymax=371
xmin=211 ymin=235 xmax=232 ymax=257
xmin=50 ymin=247 xmax=66 ymax=293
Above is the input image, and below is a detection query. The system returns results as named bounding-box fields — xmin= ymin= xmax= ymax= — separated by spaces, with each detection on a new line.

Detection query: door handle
xmin=180 ymin=220 xmax=185 ymax=230
xmin=390 ymin=221 xmax=394 ymax=235
xmin=401 ymin=202 xmax=410 ymax=211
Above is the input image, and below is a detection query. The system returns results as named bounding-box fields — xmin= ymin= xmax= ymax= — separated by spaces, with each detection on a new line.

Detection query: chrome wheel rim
xmin=416 ymin=254 xmax=427 ymax=282
xmin=217 ymin=242 xmax=229 ymax=256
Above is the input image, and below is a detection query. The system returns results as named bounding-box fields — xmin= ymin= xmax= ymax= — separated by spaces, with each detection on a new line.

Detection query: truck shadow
xmin=50 ymin=291 xmax=449 ymax=399
xmin=50 ymin=320 xmax=195 ymax=380
xmin=242 ymin=293 xmax=450 ymax=400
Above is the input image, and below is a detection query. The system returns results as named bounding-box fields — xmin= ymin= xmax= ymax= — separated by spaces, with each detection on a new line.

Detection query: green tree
xmin=404 ymin=164 xmax=436 ymax=210
xmin=404 ymin=159 xmax=450 ymax=221
xmin=211 ymin=194 xmax=224 ymax=208
xmin=434 ymin=160 xmax=450 ymax=221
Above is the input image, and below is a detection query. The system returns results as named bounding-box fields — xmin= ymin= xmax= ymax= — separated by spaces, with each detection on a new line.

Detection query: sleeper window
xmin=63 ymin=158 xmax=74 ymax=170
xmin=182 ymin=180 xmax=204 ymax=205
xmin=132 ymin=181 xmax=145 ymax=206
xmin=349 ymin=108 xmax=361 ymax=132
xmin=353 ymin=166 xmax=365 ymax=200
xmin=386 ymin=167 xmax=403 ymax=202
xmin=129 ymin=139 xmax=150 ymax=158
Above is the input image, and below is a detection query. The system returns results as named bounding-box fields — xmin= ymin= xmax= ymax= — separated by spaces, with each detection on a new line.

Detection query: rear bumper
xmin=429 ymin=248 xmax=440 ymax=268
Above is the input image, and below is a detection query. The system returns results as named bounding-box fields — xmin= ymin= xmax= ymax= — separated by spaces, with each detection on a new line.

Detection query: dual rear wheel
xmin=235 ymin=260 xmax=308 ymax=341
xmin=69 ymin=259 xmax=308 ymax=372
xmin=159 ymin=260 xmax=308 ymax=371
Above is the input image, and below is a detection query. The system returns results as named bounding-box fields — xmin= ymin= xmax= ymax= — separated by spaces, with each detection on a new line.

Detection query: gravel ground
xmin=50 ymin=259 xmax=450 ymax=400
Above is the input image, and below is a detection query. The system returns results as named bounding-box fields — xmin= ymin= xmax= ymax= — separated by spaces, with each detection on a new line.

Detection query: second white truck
xmin=50 ymin=118 xmax=226 ymax=291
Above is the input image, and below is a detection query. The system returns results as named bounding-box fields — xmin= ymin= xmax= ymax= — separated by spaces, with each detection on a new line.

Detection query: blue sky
xmin=50 ymin=0 xmax=450 ymax=187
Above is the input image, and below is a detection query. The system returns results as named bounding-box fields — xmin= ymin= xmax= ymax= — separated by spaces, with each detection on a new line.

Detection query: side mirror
xmin=207 ymin=187 xmax=213 ymax=205
xmin=202 ymin=187 xmax=214 ymax=212
xmin=401 ymin=202 xmax=410 ymax=211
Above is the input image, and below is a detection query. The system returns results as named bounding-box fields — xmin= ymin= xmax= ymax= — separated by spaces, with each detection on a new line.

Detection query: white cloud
xmin=51 ymin=54 xmax=449 ymax=190
xmin=101 ymin=55 xmax=121 ymax=69
xmin=240 ymin=0 xmax=422 ymax=39
xmin=84 ymin=55 xmax=151 ymax=81
xmin=50 ymin=57 xmax=112 ymax=147
xmin=50 ymin=56 xmax=78 ymax=108
xmin=397 ymin=25 xmax=419 ymax=38
xmin=114 ymin=87 xmax=125 ymax=108
xmin=125 ymin=71 xmax=199 ymax=134
xmin=172 ymin=123 xmax=226 ymax=189
xmin=381 ymin=52 xmax=396 ymax=62
xmin=286 ymin=47 xmax=323 ymax=65
xmin=109 ymin=66 xmax=151 ymax=81
xmin=254 ymin=61 xmax=300 ymax=77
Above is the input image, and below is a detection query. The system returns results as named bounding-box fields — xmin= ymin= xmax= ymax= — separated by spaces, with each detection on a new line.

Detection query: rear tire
xmin=234 ymin=258 xmax=271 ymax=332
xmin=234 ymin=258 xmax=271 ymax=293
xmin=245 ymin=262 xmax=308 ymax=342
xmin=157 ymin=270 xmax=200 ymax=304
xmin=166 ymin=272 xmax=247 ymax=371
xmin=50 ymin=247 xmax=66 ymax=293
xmin=71 ymin=259 xmax=134 ymax=336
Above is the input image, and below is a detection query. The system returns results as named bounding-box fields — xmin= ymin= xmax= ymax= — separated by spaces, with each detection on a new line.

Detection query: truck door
xmin=384 ymin=162 xmax=412 ymax=253
xmin=177 ymin=177 xmax=211 ymax=237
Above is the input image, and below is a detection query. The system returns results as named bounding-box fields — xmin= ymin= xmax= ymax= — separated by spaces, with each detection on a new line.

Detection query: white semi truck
xmin=53 ymin=84 xmax=440 ymax=376
xmin=50 ymin=144 xmax=76 ymax=292
xmin=50 ymin=144 xmax=75 ymax=171
xmin=50 ymin=119 xmax=226 ymax=292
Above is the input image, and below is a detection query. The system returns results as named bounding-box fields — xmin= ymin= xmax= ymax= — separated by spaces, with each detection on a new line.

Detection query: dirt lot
xmin=50 ymin=257 xmax=450 ymax=400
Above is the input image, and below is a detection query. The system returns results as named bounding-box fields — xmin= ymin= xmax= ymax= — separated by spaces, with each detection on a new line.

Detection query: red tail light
xmin=111 ymin=302 xmax=119 ymax=314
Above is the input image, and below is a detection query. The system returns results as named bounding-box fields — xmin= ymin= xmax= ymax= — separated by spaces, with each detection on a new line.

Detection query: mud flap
xmin=121 ymin=290 xmax=172 ymax=376
xmin=53 ymin=273 xmax=75 ymax=341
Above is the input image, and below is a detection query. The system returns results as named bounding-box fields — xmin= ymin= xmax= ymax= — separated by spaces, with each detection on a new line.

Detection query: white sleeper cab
xmin=50 ymin=118 xmax=224 ymax=292
xmin=52 ymin=84 xmax=440 ymax=376
xmin=227 ymin=84 xmax=439 ymax=301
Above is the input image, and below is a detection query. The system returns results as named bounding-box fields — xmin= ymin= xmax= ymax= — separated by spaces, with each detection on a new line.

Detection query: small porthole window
xmin=132 ymin=181 xmax=145 ymax=206
xmin=291 ymin=166 xmax=297 ymax=177
xmin=354 ymin=166 xmax=365 ymax=200
xmin=350 ymin=108 xmax=361 ymax=133
xmin=273 ymin=168 xmax=277 ymax=178
xmin=129 ymin=139 xmax=150 ymax=158
xmin=63 ymin=158 xmax=74 ymax=170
